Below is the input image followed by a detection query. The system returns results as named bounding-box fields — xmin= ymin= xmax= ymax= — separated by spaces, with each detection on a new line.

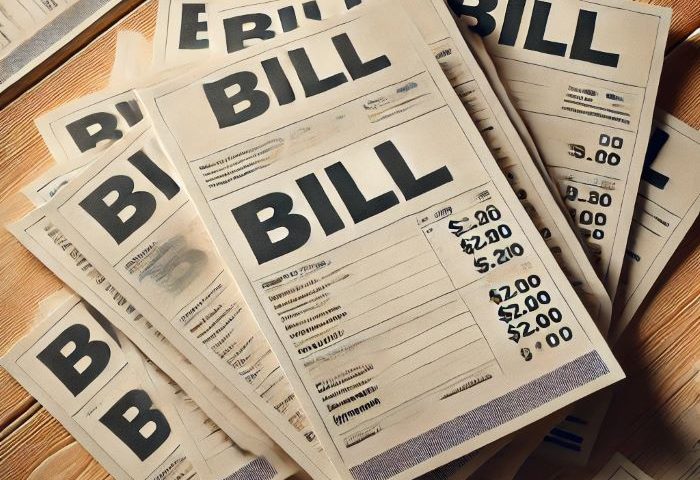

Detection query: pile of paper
xmin=3 ymin=1 xmax=698 ymax=479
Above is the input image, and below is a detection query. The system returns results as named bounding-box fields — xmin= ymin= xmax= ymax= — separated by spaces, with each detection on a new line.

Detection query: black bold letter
xmin=332 ymin=33 xmax=390 ymax=80
xmin=524 ymin=1 xmax=567 ymax=57
xmin=499 ymin=0 xmax=526 ymax=46
xmin=79 ymin=150 xmax=178 ymax=244
xmin=232 ymin=193 xmax=311 ymax=264
xmin=642 ymin=127 xmax=670 ymax=189
xmin=37 ymin=324 xmax=111 ymax=396
xmin=179 ymin=3 xmax=208 ymax=49
xmin=296 ymin=174 xmax=344 ymax=236
xmin=326 ymin=162 xmax=398 ymax=224
xmin=100 ymin=390 xmax=171 ymax=461
xmin=570 ymin=10 xmax=619 ymax=67
xmin=66 ymin=113 xmax=121 ymax=153
xmin=375 ymin=141 xmax=453 ymax=200
xmin=128 ymin=150 xmax=180 ymax=200
xmin=447 ymin=0 xmax=497 ymax=37
xmin=203 ymin=71 xmax=270 ymax=128
xmin=261 ymin=57 xmax=296 ymax=106
xmin=289 ymin=47 xmax=347 ymax=97
xmin=115 ymin=100 xmax=143 ymax=127
xmin=223 ymin=13 xmax=274 ymax=53
xmin=79 ymin=175 xmax=156 ymax=244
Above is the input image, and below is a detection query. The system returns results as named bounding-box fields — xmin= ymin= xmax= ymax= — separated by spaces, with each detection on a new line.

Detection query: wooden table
xmin=0 ymin=1 xmax=698 ymax=478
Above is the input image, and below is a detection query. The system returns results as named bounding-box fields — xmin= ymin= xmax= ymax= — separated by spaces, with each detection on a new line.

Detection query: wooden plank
xmin=642 ymin=0 xmax=700 ymax=50
xmin=0 ymin=370 xmax=35 ymax=433
xmin=0 ymin=1 xmax=697 ymax=479
xmin=659 ymin=33 xmax=700 ymax=128
xmin=28 ymin=442 xmax=111 ymax=480
xmin=0 ymin=408 xmax=77 ymax=479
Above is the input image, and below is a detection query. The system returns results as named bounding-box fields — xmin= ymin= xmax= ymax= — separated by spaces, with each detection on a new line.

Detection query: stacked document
xmin=3 ymin=0 xmax=698 ymax=479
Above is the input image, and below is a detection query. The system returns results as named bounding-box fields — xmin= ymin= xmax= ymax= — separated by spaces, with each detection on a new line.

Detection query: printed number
xmin=499 ymin=290 xmax=551 ymax=321
xmin=595 ymin=134 xmax=623 ymax=166
xmin=496 ymin=243 xmax=524 ymax=264
xmin=546 ymin=326 xmax=573 ymax=347
xmin=565 ymin=186 xmax=612 ymax=207
xmin=594 ymin=149 xmax=621 ymax=166
xmin=448 ymin=219 xmax=475 ymax=237
xmin=461 ymin=224 xmax=512 ymax=254
xmin=474 ymin=205 xmax=502 ymax=226
xmin=461 ymin=235 xmax=486 ymax=254
xmin=579 ymin=210 xmax=606 ymax=226
xmin=535 ymin=307 xmax=563 ymax=328
xmin=474 ymin=243 xmax=524 ymax=273
xmin=490 ymin=275 xmax=541 ymax=303
xmin=599 ymin=134 xmax=624 ymax=149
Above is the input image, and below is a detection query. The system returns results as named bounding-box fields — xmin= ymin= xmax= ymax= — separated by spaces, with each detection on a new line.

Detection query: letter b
xmin=36 ymin=324 xmax=111 ymax=396
xmin=223 ymin=13 xmax=274 ymax=53
xmin=100 ymin=390 xmax=171 ymax=461
xmin=79 ymin=150 xmax=180 ymax=244
xmin=232 ymin=192 xmax=311 ymax=264
xmin=79 ymin=175 xmax=156 ymax=245
xmin=66 ymin=112 xmax=122 ymax=153
xmin=203 ymin=71 xmax=270 ymax=128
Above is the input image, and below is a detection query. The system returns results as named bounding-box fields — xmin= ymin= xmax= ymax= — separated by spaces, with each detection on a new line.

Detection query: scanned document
xmin=41 ymin=123 xmax=338 ymax=479
xmin=612 ymin=112 xmax=700 ymax=341
xmin=8 ymin=207 xmax=297 ymax=474
xmin=203 ymin=0 xmax=611 ymax=333
xmin=128 ymin=338 xmax=297 ymax=480
xmin=2 ymin=296 xmax=197 ymax=479
xmin=35 ymin=85 xmax=145 ymax=164
xmin=139 ymin=3 xmax=623 ymax=478
xmin=448 ymin=0 xmax=671 ymax=298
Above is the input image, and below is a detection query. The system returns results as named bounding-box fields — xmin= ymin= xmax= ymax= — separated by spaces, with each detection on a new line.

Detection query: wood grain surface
xmin=0 ymin=1 xmax=697 ymax=479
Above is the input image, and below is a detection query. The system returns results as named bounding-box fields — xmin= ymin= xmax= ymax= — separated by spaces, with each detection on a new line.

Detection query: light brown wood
xmin=642 ymin=0 xmax=700 ymax=50
xmin=0 ymin=1 xmax=697 ymax=479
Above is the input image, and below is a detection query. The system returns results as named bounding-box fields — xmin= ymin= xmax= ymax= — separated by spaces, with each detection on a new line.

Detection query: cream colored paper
xmin=110 ymin=30 xmax=154 ymax=88
xmin=22 ymin=158 xmax=90 ymax=205
xmin=152 ymin=0 xmax=212 ymax=69
xmin=593 ymin=453 xmax=655 ymax=480
xmin=449 ymin=0 xmax=671 ymax=299
xmin=207 ymin=0 xmax=363 ymax=56
xmin=8 ymin=206 xmax=297 ymax=475
xmin=139 ymin=3 xmax=623 ymax=478
xmin=123 ymin=333 xmax=297 ymax=480
xmin=0 ymin=296 xmax=199 ymax=480
xmin=41 ymin=125 xmax=338 ymax=479
xmin=33 ymin=61 xmax=194 ymax=167
xmin=35 ymin=86 xmax=146 ymax=164
xmin=37 ymin=286 xmax=76 ymax=318
xmin=203 ymin=0 xmax=611 ymax=336
xmin=167 ymin=1 xmax=611 ymax=473
xmin=612 ymin=111 xmax=700 ymax=342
